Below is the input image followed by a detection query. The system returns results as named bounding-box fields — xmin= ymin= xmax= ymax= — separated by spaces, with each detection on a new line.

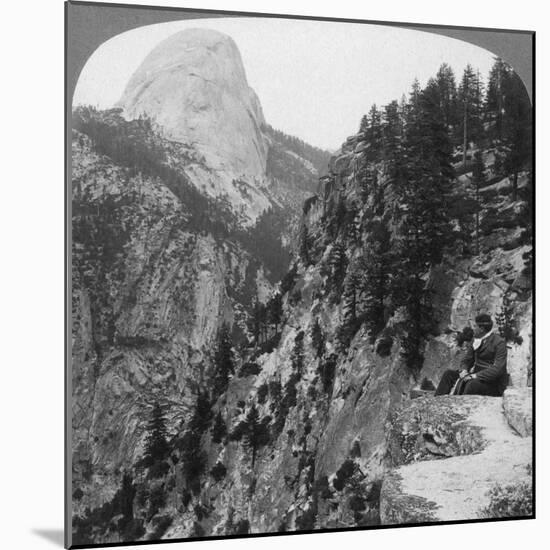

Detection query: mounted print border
xmin=65 ymin=1 xmax=535 ymax=548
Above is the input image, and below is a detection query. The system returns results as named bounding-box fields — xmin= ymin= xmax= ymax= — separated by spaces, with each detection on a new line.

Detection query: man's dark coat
xmin=460 ymin=331 xmax=508 ymax=395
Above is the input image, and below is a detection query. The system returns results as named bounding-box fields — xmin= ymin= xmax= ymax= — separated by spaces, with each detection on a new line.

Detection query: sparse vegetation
xmin=257 ymin=383 xmax=269 ymax=404
xmin=231 ymin=404 xmax=271 ymax=467
xmin=496 ymin=292 xmax=524 ymax=345
xmin=332 ymin=459 xmax=357 ymax=492
xmin=72 ymin=471 xmax=140 ymax=545
xmin=210 ymin=461 xmax=227 ymax=482
xmin=311 ymin=318 xmax=325 ymax=358
xmin=239 ymin=361 xmax=261 ymax=377
xmin=212 ymin=324 xmax=235 ymax=398
xmin=179 ymin=392 xmax=211 ymax=495
xmin=318 ymin=354 xmax=337 ymax=394
xmin=480 ymin=480 xmax=532 ymax=518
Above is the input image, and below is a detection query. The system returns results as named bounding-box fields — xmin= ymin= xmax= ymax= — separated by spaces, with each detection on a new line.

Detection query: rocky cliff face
xmin=71 ymin=128 xmax=259 ymax=506
xmin=161 ymin=132 xmax=531 ymax=537
xmin=73 ymin=119 xmax=531 ymax=544
xmin=118 ymin=29 xmax=270 ymax=223
xmin=71 ymin=30 xmax=330 ymax=527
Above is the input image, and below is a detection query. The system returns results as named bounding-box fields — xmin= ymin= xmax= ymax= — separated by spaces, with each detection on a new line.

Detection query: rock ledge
xmin=380 ymin=390 xmax=532 ymax=524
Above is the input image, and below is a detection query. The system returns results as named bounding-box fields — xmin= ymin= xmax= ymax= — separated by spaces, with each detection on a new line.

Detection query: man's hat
xmin=475 ymin=313 xmax=493 ymax=329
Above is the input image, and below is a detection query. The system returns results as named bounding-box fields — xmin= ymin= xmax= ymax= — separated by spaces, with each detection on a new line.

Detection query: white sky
xmin=73 ymin=17 xmax=496 ymax=151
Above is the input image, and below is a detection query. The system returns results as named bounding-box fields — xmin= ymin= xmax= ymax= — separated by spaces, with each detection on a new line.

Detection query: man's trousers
xmin=434 ymin=369 xmax=502 ymax=397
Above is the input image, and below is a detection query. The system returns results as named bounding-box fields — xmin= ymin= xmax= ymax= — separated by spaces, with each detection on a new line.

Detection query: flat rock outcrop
xmin=380 ymin=390 xmax=532 ymax=524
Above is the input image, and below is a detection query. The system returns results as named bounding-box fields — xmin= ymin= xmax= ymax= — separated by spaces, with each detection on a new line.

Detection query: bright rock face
xmin=71 ymin=28 xmax=326 ymax=519
xmin=119 ymin=29 xmax=270 ymax=220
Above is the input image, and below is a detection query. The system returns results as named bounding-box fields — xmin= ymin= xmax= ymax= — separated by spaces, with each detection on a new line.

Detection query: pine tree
xmin=280 ymin=263 xmax=298 ymax=296
xmin=211 ymin=412 xmax=227 ymax=444
xmin=291 ymin=331 xmax=305 ymax=374
xmin=299 ymin=224 xmax=311 ymax=266
xmin=457 ymin=65 xmax=484 ymax=162
xmin=267 ymin=292 xmax=283 ymax=333
xmin=210 ymin=461 xmax=227 ymax=482
xmin=473 ymin=69 xmax=485 ymax=141
xmin=248 ymin=298 xmax=263 ymax=345
xmin=395 ymin=81 xmax=453 ymax=269
xmin=344 ymin=202 xmax=360 ymax=245
xmin=189 ymin=391 xmax=213 ymax=433
xmin=399 ymin=93 xmax=408 ymax=122
xmin=259 ymin=302 xmax=268 ymax=344
xmin=364 ymin=104 xmax=383 ymax=160
xmin=392 ymin=79 xmax=455 ymax=371
xmin=318 ymin=354 xmax=337 ymax=395
xmin=180 ymin=393 xmax=210 ymax=495
xmin=339 ymin=270 xmax=359 ymax=350
xmin=471 ymin=150 xmax=486 ymax=254
xmin=381 ymin=101 xmax=408 ymax=209
xmin=118 ymin=471 xmax=136 ymax=523
xmin=142 ymin=401 xmax=170 ymax=469
xmin=495 ymin=292 xmax=523 ymax=345
xmin=397 ymin=276 xmax=433 ymax=372
xmin=383 ymin=100 xmax=403 ymax=161
xmin=212 ymin=324 xmax=234 ymax=398
xmin=358 ymin=162 xmax=377 ymax=203
xmin=520 ymin=170 xmax=533 ymax=249
xmin=242 ymin=404 xmax=270 ymax=468
xmin=501 ymin=68 xmax=532 ymax=201
xmin=485 ymin=57 xmax=508 ymax=141
xmin=435 ymin=63 xmax=458 ymax=132
xmin=357 ymin=221 xmax=392 ymax=343
xmin=311 ymin=318 xmax=325 ymax=358
xmin=484 ymin=59 xmax=531 ymax=198
xmin=325 ymin=196 xmax=348 ymax=240
xmin=327 ymin=241 xmax=347 ymax=298
xmin=409 ymin=78 xmax=422 ymax=113
xmin=359 ymin=114 xmax=369 ymax=134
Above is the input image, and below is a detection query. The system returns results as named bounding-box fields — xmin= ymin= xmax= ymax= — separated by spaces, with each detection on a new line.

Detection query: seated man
xmin=435 ymin=314 xmax=508 ymax=397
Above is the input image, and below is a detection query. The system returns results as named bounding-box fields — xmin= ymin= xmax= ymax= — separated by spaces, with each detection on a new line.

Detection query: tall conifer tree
xmin=142 ymin=401 xmax=170 ymax=468
xmin=213 ymin=324 xmax=234 ymax=398
xmin=435 ymin=63 xmax=458 ymax=132
xmin=458 ymin=65 xmax=484 ymax=161
xmin=393 ymin=79 xmax=455 ymax=370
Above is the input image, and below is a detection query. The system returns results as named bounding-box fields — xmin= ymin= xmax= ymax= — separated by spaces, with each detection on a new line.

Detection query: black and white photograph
xmin=65 ymin=2 xmax=533 ymax=547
